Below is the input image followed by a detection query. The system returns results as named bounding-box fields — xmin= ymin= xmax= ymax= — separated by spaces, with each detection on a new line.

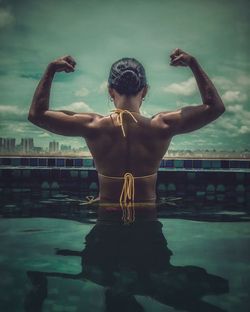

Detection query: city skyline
xmin=0 ymin=136 xmax=87 ymax=153
xmin=1 ymin=136 xmax=250 ymax=159
xmin=0 ymin=0 xmax=249 ymax=152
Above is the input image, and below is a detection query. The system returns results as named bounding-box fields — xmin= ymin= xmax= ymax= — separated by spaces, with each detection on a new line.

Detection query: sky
xmin=0 ymin=0 xmax=249 ymax=151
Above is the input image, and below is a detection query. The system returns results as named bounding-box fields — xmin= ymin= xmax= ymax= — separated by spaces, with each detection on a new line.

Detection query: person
xmin=28 ymin=48 xmax=225 ymax=210
xmin=25 ymin=208 xmax=229 ymax=312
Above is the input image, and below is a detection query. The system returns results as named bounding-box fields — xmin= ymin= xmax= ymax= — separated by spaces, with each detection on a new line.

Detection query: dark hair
xmin=108 ymin=57 xmax=147 ymax=96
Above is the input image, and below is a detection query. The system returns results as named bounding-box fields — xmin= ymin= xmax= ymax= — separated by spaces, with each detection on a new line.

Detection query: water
xmin=0 ymin=190 xmax=250 ymax=312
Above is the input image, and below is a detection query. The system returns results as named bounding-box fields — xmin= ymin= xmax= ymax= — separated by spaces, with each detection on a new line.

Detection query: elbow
xmin=213 ymin=103 xmax=225 ymax=117
xmin=28 ymin=113 xmax=35 ymax=123
xmin=218 ymin=104 xmax=226 ymax=115
xmin=28 ymin=112 xmax=39 ymax=125
xmin=207 ymin=103 xmax=225 ymax=121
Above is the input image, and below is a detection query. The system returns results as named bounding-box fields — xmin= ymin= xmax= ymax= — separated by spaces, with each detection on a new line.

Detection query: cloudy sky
xmin=0 ymin=0 xmax=249 ymax=151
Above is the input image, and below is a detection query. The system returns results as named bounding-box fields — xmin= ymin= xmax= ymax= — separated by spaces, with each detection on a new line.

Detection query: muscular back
xmin=85 ymin=112 xmax=171 ymax=177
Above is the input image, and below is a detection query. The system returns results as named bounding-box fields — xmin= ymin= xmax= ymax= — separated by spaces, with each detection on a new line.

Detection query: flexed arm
xmin=159 ymin=49 xmax=225 ymax=135
xmin=28 ymin=55 xmax=101 ymax=138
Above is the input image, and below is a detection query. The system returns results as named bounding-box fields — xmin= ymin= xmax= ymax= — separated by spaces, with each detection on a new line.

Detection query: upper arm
xmin=28 ymin=110 xmax=102 ymax=138
xmin=155 ymin=104 xmax=225 ymax=136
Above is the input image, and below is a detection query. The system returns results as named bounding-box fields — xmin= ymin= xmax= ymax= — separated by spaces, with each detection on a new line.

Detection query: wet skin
xmin=28 ymin=49 xmax=225 ymax=203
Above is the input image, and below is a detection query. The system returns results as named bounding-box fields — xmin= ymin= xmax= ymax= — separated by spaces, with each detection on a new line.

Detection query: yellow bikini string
xmin=79 ymin=195 xmax=100 ymax=205
xmin=109 ymin=109 xmax=138 ymax=222
xmin=110 ymin=108 xmax=138 ymax=137
xmin=119 ymin=172 xmax=135 ymax=224
xmin=119 ymin=172 xmax=135 ymax=205
xmin=81 ymin=110 xmax=138 ymax=211
xmin=98 ymin=171 xmax=156 ymax=224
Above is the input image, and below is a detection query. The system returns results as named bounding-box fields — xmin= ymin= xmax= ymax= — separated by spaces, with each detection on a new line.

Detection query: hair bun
xmin=115 ymin=70 xmax=140 ymax=95
xmin=108 ymin=58 xmax=147 ymax=96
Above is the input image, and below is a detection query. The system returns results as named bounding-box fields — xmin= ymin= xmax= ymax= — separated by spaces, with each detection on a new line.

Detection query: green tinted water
xmin=0 ymin=217 xmax=249 ymax=312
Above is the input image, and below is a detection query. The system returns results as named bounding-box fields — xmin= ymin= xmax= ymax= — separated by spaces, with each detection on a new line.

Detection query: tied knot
xmin=119 ymin=172 xmax=135 ymax=225
xmin=110 ymin=109 xmax=138 ymax=137
xmin=119 ymin=172 xmax=135 ymax=205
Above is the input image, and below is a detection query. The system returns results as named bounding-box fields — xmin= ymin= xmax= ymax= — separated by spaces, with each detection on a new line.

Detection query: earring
xmin=110 ymin=97 xmax=114 ymax=102
xmin=142 ymin=97 xmax=145 ymax=101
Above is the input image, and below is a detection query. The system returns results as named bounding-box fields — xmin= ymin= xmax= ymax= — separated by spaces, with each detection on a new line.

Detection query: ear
xmin=108 ymin=86 xmax=115 ymax=99
xmin=142 ymin=85 xmax=148 ymax=98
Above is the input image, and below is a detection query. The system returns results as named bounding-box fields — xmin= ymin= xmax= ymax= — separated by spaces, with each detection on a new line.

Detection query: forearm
xmin=28 ymin=64 xmax=55 ymax=118
xmin=189 ymin=58 xmax=225 ymax=111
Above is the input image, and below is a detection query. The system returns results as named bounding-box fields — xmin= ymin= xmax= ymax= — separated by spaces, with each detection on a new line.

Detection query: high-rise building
xmin=49 ymin=141 xmax=59 ymax=153
xmin=20 ymin=138 xmax=34 ymax=153
xmin=0 ymin=137 xmax=3 ymax=152
xmin=0 ymin=137 xmax=16 ymax=152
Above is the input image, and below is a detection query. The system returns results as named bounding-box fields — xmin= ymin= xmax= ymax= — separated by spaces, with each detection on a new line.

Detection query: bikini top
xmin=98 ymin=109 xmax=157 ymax=222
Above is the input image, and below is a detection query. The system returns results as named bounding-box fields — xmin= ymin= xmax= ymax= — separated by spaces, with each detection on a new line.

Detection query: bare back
xmin=85 ymin=112 xmax=171 ymax=202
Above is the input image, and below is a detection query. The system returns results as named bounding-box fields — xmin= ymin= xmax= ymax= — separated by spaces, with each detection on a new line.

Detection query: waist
xmin=98 ymin=171 xmax=157 ymax=179
xmin=98 ymin=171 xmax=157 ymax=202
xmin=98 ymin=171 xmax=157 ymax=224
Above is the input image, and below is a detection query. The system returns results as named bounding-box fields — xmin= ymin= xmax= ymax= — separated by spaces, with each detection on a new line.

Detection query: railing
xmin=0 ymin=156 xmax=249 ymax=171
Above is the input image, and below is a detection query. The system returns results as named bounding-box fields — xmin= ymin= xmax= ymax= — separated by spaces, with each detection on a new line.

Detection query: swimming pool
xmin=0 ymin=189 xmax=249 ymax=312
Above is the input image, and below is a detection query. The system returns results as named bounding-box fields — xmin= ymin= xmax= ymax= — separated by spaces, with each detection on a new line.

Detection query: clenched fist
xmin=170 ymin=48 xmax=194 ymax=67
xmin=48 ymin=55 xmax=76 ymax=73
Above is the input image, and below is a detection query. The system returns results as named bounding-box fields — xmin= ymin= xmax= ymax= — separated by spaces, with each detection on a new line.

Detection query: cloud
xmin=237 ymin=75 xmax=250 ymax=87
xmin=0 ymin=105 xmax=20 ymax=114
xmin=163 ymin=77 xmax=197 ymax=96
xmin=0 ymin=121 xmax=41 ymax=134
xmin=99 ymin=81 xmax=108 ymax=93
xmin=218 ymin=118 xmax=238 ymax=133
xmin=74 ymin=87 xmax=89 ymax=97
xmin=20 ymin=73 xmax=42 ymax=80
xmin=0 ymin=7 xmax=14 ymax=29
xmin=38 ymin=132 xmax=51 ymax=138
xmin=175 ymin=100 xmax=198 ymax=108
xmin=212 ymin=77 xmax=233 ymax=90
xmin=226 ymin=104 xmax=244 ymax=113
xmin=221 ymin=90 xmax=247 ymax=103
xmin=217 ymin=105 xmax=250 ymax=137
xmin=239 ymin=125 xmax=250 ymax=134
xmin=0 ymin=105 xmax=27 ymax=121
xmin=60 ymin=101 xmax=93 ymax=112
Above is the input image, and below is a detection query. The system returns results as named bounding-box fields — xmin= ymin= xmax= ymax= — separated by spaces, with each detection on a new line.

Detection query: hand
xmin=170 ymin=48 xmax=194 ymax=67
xmin=48 ymin=55 xmax=76 ymax=73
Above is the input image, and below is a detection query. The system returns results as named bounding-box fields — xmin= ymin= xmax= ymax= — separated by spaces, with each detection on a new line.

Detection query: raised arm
xmin=157 ymin=48 xmax=225 ymax=136
xmin=28 ymin=55 xmax=101 ymax=138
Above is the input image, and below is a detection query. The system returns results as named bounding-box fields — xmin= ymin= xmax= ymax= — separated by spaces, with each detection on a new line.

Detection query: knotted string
xmin=119 ymin=172 xmax=135 ymax=204
xmin=119 ymin=172 xmax=135 ymax=224
xmin=110 ymin=108 xmax=138 ymax=137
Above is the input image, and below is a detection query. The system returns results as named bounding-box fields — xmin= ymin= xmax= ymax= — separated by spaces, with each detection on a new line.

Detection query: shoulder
xmin=78 ymin=112 xmax=104 ymax=119
xmin=75 ymin=112 xmax=104 ymax=124
xmin=150 ymin=111 xmax=179 ymax=137
xmin=151 ymin=111 xmax=172 ymax=127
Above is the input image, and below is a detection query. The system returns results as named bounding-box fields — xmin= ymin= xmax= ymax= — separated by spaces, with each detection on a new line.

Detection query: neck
xmin=114 ymin=99 xmax=141 ymax=113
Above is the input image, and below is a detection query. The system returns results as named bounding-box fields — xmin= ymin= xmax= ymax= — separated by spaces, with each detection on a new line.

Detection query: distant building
xmin=60 ymin=144 xmax=72 ymax=151
xmin=0 ymin=137 xmax=16 ymax=152
xmin=20 ymin=138 xmax=34 ymax=153
xmin=49 ymin=141 xmax=59 ymax=153
xmin=0 ymin=137 xmax=3 ymax=152
xmin=33 ymin=146 xmax=43 ymax=153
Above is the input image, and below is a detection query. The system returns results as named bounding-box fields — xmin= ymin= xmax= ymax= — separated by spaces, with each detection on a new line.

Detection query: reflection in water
xmin=25 ymin=207 xmax=229 ymax=312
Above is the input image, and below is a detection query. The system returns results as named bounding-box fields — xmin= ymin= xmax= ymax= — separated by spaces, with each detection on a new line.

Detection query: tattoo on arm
xmin=189 ymin=58 xmax=224 ymax=110
xmin=29 ymin=65 xmax=55 ymax=117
